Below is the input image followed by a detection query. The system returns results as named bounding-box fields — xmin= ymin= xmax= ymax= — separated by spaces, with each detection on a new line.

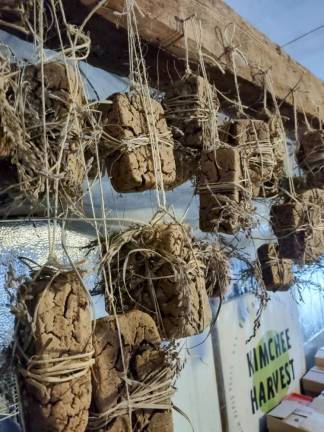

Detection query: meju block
xmin=257 ymin=243 xmax=294 ymax=291
xmin=101 ymin=92 xmax=176 ymax=192
xmin=18 ymin=270 xmax=92 ymax=432
xmin=103 ymin=223 xmax=212 ymax=339
xmin=163 ymin=74 xmax=219 ymax=150
xmin=199 ymin=147 xmax=243 ymax=233
xmin=90 ymin=310 xmax=174 ymax=431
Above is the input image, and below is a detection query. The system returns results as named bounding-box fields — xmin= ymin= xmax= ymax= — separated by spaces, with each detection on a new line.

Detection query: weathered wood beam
xmin=61 ymin=0 xmax=324 ymax=132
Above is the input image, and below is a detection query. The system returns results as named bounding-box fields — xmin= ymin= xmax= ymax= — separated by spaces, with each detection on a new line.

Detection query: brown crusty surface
xmin=270 ymin=189 xmax=324 ymax=263
xmin=19 ymin=270 xmax=92 ymax=432
xmin=199 ymin=147 xmax=243 ymax=234
xmin=91 ymin=310 xmax=174 ymax=432
xmin=104 ymin=224 xmax=212 ymax=339
xmin=163 ymin=74 xmax=219 ymax=150
xmin=220 ymin=119 xmax=279 ymax=197
xmin=257 ymin=243 xmax=293 ymax=291
xmin=101 ymin=92 xmax=176 ymax=192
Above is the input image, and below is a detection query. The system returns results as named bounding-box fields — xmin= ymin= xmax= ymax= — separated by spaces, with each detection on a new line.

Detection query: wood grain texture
xmin=61 ymin=0 xmax=324 ymax=131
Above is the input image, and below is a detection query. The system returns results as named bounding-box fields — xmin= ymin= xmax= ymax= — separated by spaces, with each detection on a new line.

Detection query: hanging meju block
xmin=220 ymin=118 xmax=280 ymax=197
xmin=271 ymin=189 xmax=324 ymax=263
xmin=16 ymin=269 xmax=93 ymax=432
xmin=257 ymin=243 xmax=294 ymax=291
xmin=197 ymin=241 xmax=230 ymax=297
xmin=90 ymin=310 xmax=174 ymax=431
xmin=297 ymin=129 xmax=324 ymax=188
xmin=163 ymin=74 xmax=220 ymax=149
xmin=10 ymin=62 xmax=86 ymax=204
xmin=163 ymin=74 xmax=219 ymax=186
xmin=102 ymin=222 xmax=211 ymax=339
xmin=100 ymin=92 xmax=176 ymax=193
xmin=199 ymin=146 xmax=252 ymax=234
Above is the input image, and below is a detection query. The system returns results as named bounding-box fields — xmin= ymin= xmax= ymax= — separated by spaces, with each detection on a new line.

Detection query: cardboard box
xmin=315 ymin=348 xmax=324 ymax=368
xmin=267 ymin=393 xmax=324 ymax=432
xmin=302 ymin=367 xmax=324 ymax=396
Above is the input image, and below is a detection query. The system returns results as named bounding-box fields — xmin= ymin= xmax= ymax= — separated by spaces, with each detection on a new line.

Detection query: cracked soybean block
xmin=298 ymin=130 xmax=324 ymax=187
xmin=257 ymin=243 xmax=293 ymax=291
xmin=221 ymin=119 xmax=272 ymax=196
xmin=102 ymin=93 xmax=176 ymax=192
xmin=199 ymin=147 xmax=241 ymax=233
xmin=91 ymin=310 xmax=173 ymax=432
xmin=201 ymin=243 xmax=230 ymax=297
xmin=21 ymin=63 xmax=85 ymax=199
xmin=271 ymin=202 xmax=305 ymax=260
xmin=271 ymin=189 xmax=324 ymax=262
xmin=140 ymin=223 xmax=186 ymax=257
xmin=20 ymin=271 xmax=92 ymax=432
xmin=132 ymin=224 xmax=211 ymax=339
xmin=164 ymin=74 xmax=219 ymax=149
xmin=105 ymin=224 xmax=212 ymax=339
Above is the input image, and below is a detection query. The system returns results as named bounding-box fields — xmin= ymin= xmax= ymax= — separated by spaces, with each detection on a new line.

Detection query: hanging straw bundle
xmin=162 ymin=74 xmax=220 ymax=187
xmin=195 ymin=240 xmax=230 ymax=297
xmin=88 ymin=310 xmax=176 ymax=431
xmin=297 ymin=129 xmax=324 ymax=188
xmin=14 ymin=267 xmax=94 ymax=432
xmin=100 ymin=220 xmax=211 ymax=340
xmin=271 ymin=189 xmax=324 ymax=264
xmin=198 ymin=146 xmax=253 ymax=234
xmin=98 ymin=92 xmax=176 ymax=193
xmin=163 ymin=73 xmax=220 ymax=150
xmin=220 ymin=118 xmax=280 ymax=197
xmin=0 ymin=0 xmax=104 ymax=215
xmin=7 ymin=62 xmax=88 ymax=206
xmin=257 ymin=243 xmax=294 ymax=292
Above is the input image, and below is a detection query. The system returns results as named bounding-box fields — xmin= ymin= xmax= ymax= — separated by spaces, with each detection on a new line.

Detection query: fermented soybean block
xmin=101 ymin=93 xmax=176 ymax=192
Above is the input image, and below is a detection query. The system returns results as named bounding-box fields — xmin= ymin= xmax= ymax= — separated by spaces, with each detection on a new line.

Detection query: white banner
xmin=217 ymin=292 xmax=306 ymax=432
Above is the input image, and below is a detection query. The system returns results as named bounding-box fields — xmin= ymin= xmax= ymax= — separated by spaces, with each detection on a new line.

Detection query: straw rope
xmin=88 ymin=367 xmax=175 ymax=430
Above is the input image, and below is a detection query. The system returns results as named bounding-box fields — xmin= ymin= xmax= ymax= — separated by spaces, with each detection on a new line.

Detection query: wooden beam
xmin=61 ymin=0 xmax=324 ymax=131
